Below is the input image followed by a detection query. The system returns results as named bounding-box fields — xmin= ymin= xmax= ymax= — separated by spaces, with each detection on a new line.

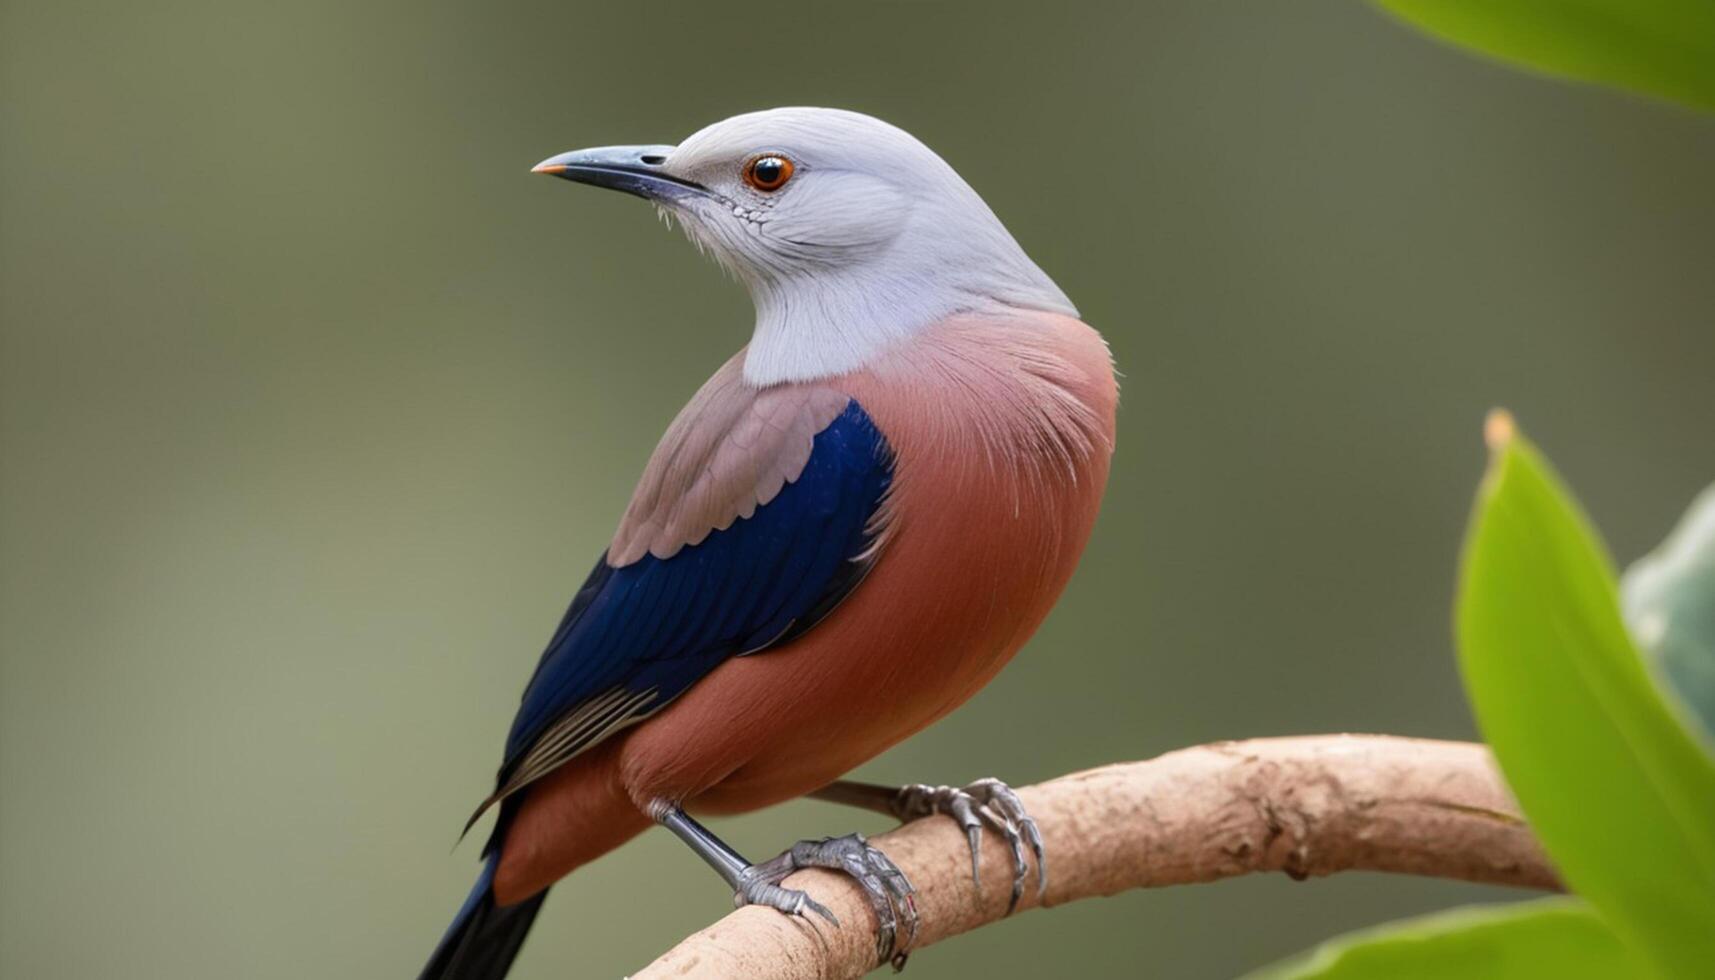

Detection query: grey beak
xmin=531 ymin=144 xmax=707 ymax=202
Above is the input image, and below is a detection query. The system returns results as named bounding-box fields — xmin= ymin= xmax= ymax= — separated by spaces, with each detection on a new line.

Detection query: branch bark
xmin=633 ymin=735 xmax=1557 ymax=980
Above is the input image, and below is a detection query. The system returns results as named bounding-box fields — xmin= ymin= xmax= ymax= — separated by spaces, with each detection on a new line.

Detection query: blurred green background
xmin=3 ymin=2 xmax=1712 ymax=977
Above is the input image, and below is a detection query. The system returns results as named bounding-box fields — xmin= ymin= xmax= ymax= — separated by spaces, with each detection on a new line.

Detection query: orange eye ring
xmin=743 ymin=154 xmax=794 ymax=192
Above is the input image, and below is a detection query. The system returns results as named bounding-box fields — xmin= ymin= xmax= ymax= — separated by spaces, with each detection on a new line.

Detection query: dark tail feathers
xmin=418 ymin=851 xmax=547 ymax=980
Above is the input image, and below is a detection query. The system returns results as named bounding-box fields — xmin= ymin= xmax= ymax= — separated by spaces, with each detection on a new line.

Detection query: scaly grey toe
xmin=733 ymin=870 xmax=839 ymax=926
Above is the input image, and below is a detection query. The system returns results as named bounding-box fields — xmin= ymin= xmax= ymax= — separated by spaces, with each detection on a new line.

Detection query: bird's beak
xmin=530 ymin=145 xmax=708 ymax=203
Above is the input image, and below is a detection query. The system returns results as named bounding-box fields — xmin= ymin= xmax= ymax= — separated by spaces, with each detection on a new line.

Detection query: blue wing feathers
xmin=493 ymin=400 xmax=892 ymax=792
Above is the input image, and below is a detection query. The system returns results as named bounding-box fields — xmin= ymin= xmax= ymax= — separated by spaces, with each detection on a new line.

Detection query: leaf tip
xmin=1484 ymin=409 xmax=1517 ymax=453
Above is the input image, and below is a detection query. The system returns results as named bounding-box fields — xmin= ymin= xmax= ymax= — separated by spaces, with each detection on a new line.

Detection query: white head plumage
xmin=535 ymin=107 xmax=1077 ymax=385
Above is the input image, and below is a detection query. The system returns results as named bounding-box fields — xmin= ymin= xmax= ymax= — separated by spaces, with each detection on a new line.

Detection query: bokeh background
xmin=3 ymin=2 xmax=1712 ymax=977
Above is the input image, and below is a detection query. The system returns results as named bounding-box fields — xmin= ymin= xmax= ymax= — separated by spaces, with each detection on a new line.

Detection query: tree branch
xmin=632 ymin=735 xmax=1557 ymax=980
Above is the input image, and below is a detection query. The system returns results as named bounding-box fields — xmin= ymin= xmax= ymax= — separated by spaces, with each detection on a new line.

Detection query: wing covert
xmin=472 ymin=393 xmax=893 ymax=824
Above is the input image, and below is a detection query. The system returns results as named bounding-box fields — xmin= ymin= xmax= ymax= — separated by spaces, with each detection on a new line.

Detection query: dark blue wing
xmin=477 ymin=400 xmax=892 ymax=816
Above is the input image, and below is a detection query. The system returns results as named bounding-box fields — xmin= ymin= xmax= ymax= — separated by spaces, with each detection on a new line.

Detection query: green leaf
xmin=1457 ymin=412 xmax=1715 ymax=976
xmin=1241 ymin=899 xmax=1646 ymax=979
xmin=1374 ymin=0 xmax=1715 ymax=112
xmin=1624 ymin=483 xmax=1715 ymax=743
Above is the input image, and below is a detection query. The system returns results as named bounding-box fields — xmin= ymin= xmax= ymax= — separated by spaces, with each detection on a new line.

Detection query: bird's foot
xmin=893 ymin=778 xmax=1045 ymax=913
xmin=740 ymin=833 xmax=918 ymax=969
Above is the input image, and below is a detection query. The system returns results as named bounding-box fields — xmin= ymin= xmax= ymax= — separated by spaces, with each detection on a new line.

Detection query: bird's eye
xmin=743 ymin=154 xmax=794 ymax=192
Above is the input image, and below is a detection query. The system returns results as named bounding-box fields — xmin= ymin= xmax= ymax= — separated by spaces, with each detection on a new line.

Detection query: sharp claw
xmin=969 ymin=801 xmax=1030 ymax=914
xmin=942 ymin=795 xmax=983 ymax=889
xmin=965 ymin=822 xmax=983 ymax=887
xmin=1005 ymin=827 xmax=1028 ymax=914
xmin=1021 ymin=817 xmax=1048 ymax=898
xmin=806 ymin=896 xmax=839 ymax=926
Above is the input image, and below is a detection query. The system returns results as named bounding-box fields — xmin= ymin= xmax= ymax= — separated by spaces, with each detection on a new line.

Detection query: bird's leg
xmin=651 ymin=804 xmax=834 ymax=922
xmin=651 ymin=802 xmax=918 ymax=969
xmin=810 ymin=777 xmax=1046 ymax=913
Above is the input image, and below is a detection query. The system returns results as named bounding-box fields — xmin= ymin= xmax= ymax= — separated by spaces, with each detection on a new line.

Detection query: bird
xmin=419 ymin=107 xmax=1117 ymax=979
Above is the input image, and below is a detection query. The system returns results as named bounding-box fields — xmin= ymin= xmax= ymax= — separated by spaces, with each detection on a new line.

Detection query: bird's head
xmin=534 ymin=107 xmax=1074 ymax=384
